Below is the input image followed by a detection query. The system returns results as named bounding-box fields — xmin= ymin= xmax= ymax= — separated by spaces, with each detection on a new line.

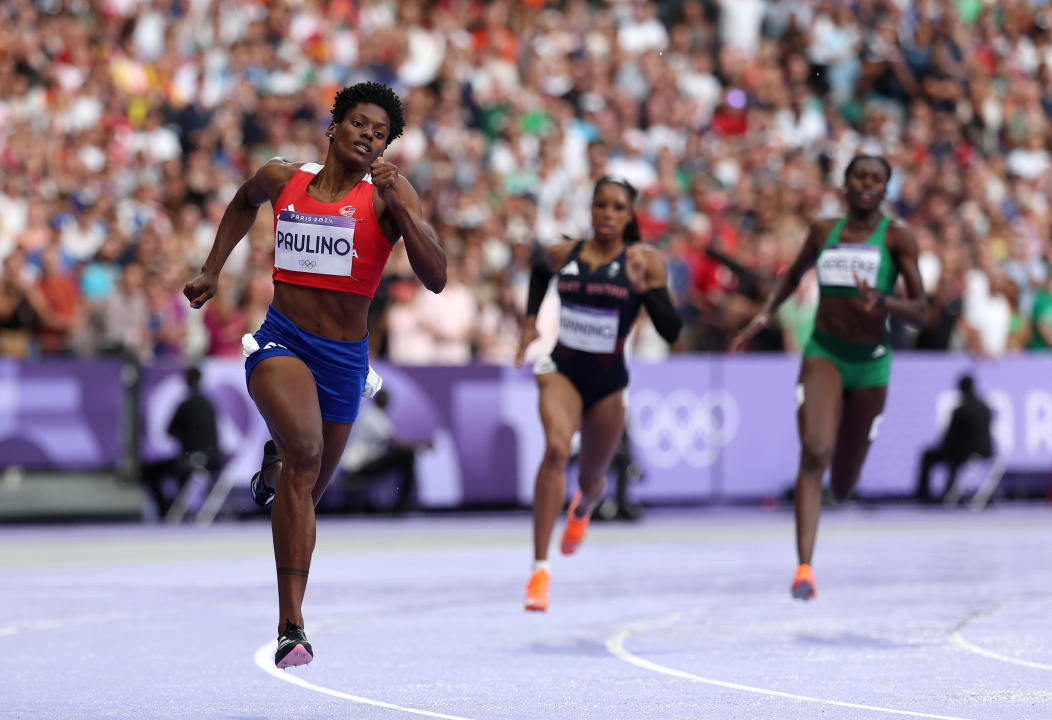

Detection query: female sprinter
xmin=184 ymin=82 xmax=445 ymax=665
xmin=515 ymin=176 xmax=681 ymax=612
xmin=730 ymin=155 xmax=926 ymax=600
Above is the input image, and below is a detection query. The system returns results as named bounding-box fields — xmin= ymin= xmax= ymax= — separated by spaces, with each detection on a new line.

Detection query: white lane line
xmin=950 ymin=611 xmax=1052 ymax=671
xmin=253 ymin=640 xmax=479 ymax=720
xmin=606 ymin=613 xmax=979 ymax=720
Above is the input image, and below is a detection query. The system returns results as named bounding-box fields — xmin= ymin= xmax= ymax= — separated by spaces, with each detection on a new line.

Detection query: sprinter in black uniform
xmin=515 ymin=176 xmax=682 ymax=611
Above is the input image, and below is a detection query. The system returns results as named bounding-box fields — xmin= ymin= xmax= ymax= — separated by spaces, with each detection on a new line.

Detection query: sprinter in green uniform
xmin=731 ymin=155 xmax=927 ymax=601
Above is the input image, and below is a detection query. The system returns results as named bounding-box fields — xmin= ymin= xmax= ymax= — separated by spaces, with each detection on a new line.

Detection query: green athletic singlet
xmin=1028 ymin=289 xmax=1052 ymax=350
xmin=803 ymin=216 xmax=896 ymax=389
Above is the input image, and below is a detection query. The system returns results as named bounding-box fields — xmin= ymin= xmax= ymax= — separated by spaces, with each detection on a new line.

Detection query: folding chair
xmin=164 ymin=452 xmax=216 ymax=524
xmin=942 ymin=455 xmax=1005 ymax=509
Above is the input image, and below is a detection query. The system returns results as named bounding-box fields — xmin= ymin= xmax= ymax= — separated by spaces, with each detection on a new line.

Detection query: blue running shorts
xmin=243 ymin=304 xmax=369 ymax=423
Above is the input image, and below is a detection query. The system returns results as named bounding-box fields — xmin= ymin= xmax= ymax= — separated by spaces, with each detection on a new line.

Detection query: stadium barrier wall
xmin=1 ymin=354 xmax=1050 ymax=510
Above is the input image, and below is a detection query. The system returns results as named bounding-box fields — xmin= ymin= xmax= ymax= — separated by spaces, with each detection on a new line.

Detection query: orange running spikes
xmin=560 ymin=491 xmax=591 ymax=555
xmin=791 ymin=563 xmax=818 ymax=601
xmin=524 ymin=568 xmax=550 ymax=612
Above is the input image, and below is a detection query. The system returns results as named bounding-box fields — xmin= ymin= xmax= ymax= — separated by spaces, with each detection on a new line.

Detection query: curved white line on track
xmin=950 ymin=611 xmax=1052 ymax=671
xmin=253 ymin=640 xmax=479 ymax=720
xmin=606 ymin=612 xmax=978 ymax=720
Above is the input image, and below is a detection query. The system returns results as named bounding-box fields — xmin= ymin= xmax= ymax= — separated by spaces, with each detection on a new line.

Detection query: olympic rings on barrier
xmin=627 ymin=388 xmax=740 ymax=468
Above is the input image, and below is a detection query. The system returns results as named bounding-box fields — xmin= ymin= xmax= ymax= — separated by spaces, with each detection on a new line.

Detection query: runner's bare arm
xmin=184 ymin=159 xmax=298 ymax=308
xmin=514 ymin=241 xmax=577 ymax=368
xmin=877 ymin=222 xmax=927 ymax=326
xmin=629 ymin=245 xmax=681 ymax=344
xmin=729 ymin=221 xmax=824 ymax=351
xmin=372 ymin=158 xmax=445 ymax=293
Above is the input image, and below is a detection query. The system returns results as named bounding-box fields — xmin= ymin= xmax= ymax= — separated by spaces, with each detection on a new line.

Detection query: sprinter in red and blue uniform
xmin=184 ymin=82 xmax=446 ymax=668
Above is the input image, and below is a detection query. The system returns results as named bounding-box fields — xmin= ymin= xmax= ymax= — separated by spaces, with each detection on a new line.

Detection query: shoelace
xmin=281 ymin=620 xmax=306 ymax=642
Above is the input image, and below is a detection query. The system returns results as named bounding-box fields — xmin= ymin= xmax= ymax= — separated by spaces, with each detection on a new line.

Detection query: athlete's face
xmin=591 ymin=182 xmax=634 ymax=243
xmin=844 ymin=159 xmax=889 ymax=212
xmin=329 ymin=102 xmax=390 ymax=166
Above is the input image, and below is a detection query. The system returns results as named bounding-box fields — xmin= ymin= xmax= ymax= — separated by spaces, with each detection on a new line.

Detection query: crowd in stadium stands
xmin=2 ymin=0 xmax=1052 ymax=365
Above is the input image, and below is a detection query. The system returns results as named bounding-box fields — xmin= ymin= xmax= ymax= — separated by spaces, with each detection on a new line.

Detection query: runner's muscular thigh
xmin=797 ymin=356 xmax=842 ymax=453
xmin=248 ymin=357 xmax=323 ymax=447
xmin=537 ymin=373 xmax=583 ymax=448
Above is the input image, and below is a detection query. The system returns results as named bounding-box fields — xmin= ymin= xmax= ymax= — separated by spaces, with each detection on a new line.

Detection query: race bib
xmin=558 ymin=303 xmax=619 ymax=353
xmin=274 ymin=210 xmax=357 ymax=276
xmin=816 ymin=244 xmax=880 ymax=288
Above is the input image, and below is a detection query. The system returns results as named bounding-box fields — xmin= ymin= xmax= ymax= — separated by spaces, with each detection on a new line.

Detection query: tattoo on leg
xmin=277 ymin=567 xmax=309 ymax=578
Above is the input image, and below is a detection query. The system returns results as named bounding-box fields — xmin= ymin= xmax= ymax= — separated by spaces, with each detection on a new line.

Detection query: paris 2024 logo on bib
xmin=274 ymin=210 xmax=358 ymax=276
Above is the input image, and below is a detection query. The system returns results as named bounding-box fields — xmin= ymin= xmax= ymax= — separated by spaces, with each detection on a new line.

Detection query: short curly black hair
xmin=330 ymin=82 xmax=405 ymax=146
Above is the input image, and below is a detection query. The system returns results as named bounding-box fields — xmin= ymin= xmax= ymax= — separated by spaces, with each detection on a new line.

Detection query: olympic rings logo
xmin=299 ymin=259 xmax=317 ymax=269
xmin=627 ymin=388 xmax=740 ymax=468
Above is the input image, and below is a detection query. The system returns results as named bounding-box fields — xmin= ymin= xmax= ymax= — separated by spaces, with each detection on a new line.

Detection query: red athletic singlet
xmin=271 ymin=162 xmax=395 ymax=299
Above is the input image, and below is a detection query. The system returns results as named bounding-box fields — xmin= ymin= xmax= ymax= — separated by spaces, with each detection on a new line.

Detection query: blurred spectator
xmin=35 ymin=244 xmax=81 ymax=356
xmin=140 ymin=366 xmax=221 ymax=519
xmin=147 ymin=270 xmax=190 ymax=359
xmin=914 ymin=374 xmax=993 ymax=503
xmin=79 ymin=236 xmax=124 ymax=306
xmin=476 ymin=273 xmax=522 ymax=364
xmin=421 ymin=257 xmax=477 ymax=364
xmin=202 ymin=275 xmax=249 ymax=358
xmin=94 ymin=261 xmax=150 ymax=360
xmin=0 ymin=248 xmax=44 ymax=357
xmin=337 ymin=388 xmax=431 ymax=514
xmin=385 ymin=279 xmax=436 ymax=365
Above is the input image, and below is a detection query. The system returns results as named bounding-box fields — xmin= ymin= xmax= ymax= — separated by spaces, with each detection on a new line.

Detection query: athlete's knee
xmin=541 ymin=438 xmax=572 ymax=469
xmin=282 ymin=434 xmax=324 ymax=482
xmin=799 ymin=439 xmax=833 ymax=474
